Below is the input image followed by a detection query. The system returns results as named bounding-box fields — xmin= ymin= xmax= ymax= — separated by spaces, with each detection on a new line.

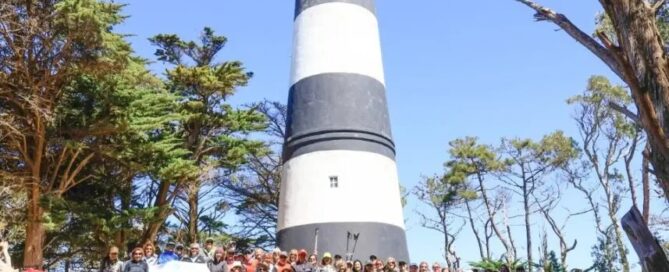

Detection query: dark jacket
xmin=123 ymin=260 xmax=148 ymax=272
xmin=182 ymin=255 xmax=208 ymax=264
xmin=208 ymin=260 xmax=228 ymax=272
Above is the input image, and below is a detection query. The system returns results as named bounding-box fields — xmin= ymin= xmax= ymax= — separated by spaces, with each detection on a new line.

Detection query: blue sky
xmin=116 ymin=1 xmax=663 ymax=270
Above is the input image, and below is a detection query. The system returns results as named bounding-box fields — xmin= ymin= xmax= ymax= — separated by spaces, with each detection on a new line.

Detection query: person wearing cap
xmin=100 ymin=246 xmax=123 ymax=272
xmin=203 ymin=238 xmax=217 ymax=260
xmin=231 ymin=261 xmax=246 ymax=272
xmin=208 ymin=248 xmax=228 ymax=272
xmin=409 ymin=263 xmax=418 ymax=272
xmin=175 ymin=244 xmax=184 ymax=259
xmin=318 ymin=252 xmax=335 ymax=272
xmin=274 ymin=251 xmax=294 ymax=272
xmin=368 ymin=256 xmax=377 ymax=264
xmin=181 ymin=243 xmax=208 ymax=263
xmin=157 ymin=242 xmax=179 ymax=264
xmin=123 ymin=247 xmax=148 ymax=272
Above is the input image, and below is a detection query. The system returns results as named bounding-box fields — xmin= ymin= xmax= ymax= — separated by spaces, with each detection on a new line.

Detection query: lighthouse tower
xmin=277 ymin=0 xmax=409 ymax=261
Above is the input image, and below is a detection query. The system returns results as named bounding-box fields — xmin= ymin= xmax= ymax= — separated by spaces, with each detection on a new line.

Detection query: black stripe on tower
xmin=277 ymin=222 xmax=410 ymax=262
xmin=294 ymin=0 xmax=376 ymax=19
xmin=283 ymin=73 xmax=395 ymax=162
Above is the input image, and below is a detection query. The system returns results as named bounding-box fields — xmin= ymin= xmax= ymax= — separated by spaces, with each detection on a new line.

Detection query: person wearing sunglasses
xmin=100 ymin=246 xmax=122 ymax=272
xmin=181 ymin=243 xmax=207 ymax=263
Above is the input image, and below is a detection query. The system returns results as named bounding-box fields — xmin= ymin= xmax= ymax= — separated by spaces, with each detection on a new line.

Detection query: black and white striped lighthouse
xmin=277 ymin=0 xmax=409 ymax=261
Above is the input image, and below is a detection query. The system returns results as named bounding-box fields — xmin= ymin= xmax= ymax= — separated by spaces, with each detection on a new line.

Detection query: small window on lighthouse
xmin=329 ymin=176 xmax=339 ymax=188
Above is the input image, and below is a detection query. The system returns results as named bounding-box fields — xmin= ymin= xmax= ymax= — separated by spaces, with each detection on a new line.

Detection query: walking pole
xmin=351 ymin=233 xmax=360 ymax=261
xmin=346 ymin=232 xmax=352 ymax=261
xmin=314 ymin=228 xmax=319 ymax=255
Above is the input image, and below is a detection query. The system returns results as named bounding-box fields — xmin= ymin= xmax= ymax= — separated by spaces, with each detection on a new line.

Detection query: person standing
xmin=318 ymin=253 xmax=335 ymax=272
xmin=203 ymin=238 xmax=217 ymax=260
xmin=143 ymin=243 xmax=157 ymax=266
xmin=124 ymin=248 xmax=148 ymax=272
xmin=208 ymin=248 xmax=227 ymax=272
xmin=100 ymin=246 xmax=123 ymax=272
xmin=274 ymin=252 xmax=294 ymax=272
xmin=182 ymin=243 xmax=208 ymax=263
xmin=157 ymin=242 xmax=179 ymax=264
xmin=294 ymin=249 xmax=313 ymax=272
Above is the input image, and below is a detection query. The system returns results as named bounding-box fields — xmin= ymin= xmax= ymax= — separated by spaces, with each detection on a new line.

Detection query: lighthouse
xmin=277 ymin=0 xmax=409 ymax=261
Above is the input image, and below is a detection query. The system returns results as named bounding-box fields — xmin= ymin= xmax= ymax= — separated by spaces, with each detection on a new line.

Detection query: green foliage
xmin=469 ymin=258 xmax=526 ymax=270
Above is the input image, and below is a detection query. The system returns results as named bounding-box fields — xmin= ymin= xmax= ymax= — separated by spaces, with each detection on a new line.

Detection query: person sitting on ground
xmin=157 ymin=242 xmax=179 ymax=264
xmin=124 ymin=247 xmax=148 ymax=272
xmin=100 ymin=246 xmax=123 ymax=272
xmin=182 ymin=243 xmax=208 ymax=263
xmin=142 ymin=242 xmax=158 ymax=266
xmin=318 ymin=253 xmax=335 ymax=272
xmin=208 ymin=248 xmax=227 ymax=272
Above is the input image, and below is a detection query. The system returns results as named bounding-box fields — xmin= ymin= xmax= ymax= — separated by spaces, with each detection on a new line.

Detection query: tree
xmin=566 ymin=76 xmax=639 ymax=271
xmin=0 ymin=0 xmax=148 ymax=267
xmin=147 ymin=27 xmax=266 ymax=245
xmin=441 ymin=137 xmax=518 ymax=265
xmin=413 ymin=175 xmax=466 ymax=269
xmin=514 ymin=0 xmax=669 ymax=203
xmin=497 ymin=131 xmax=580 ymax=272
xmin=219 ymin=100 xmax=285 ymax=248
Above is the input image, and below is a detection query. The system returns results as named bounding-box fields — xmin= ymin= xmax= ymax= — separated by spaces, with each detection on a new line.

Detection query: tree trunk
xmin=24 ymin=194 xmax=45 ymax=269
xmin=187 ymin=184 xmax=199 ymax=244
xmin=621 ymin=206 xmax=669 ymax=272
xmin=465 ymin=200 xmax=485 ymax=260
xmin=523 ymin=189 xmax=532 ymax=272
xmin=141 ymin=180 xmax=173 ymax=245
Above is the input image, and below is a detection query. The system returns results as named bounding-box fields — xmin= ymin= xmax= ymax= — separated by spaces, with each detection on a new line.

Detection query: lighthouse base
xmin=277 ymin=222 xmax=409 ymax=262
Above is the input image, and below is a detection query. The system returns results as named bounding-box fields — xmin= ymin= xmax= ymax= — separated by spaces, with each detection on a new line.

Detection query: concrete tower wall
xmin=278 ymin=0 xmax=409 ymax=262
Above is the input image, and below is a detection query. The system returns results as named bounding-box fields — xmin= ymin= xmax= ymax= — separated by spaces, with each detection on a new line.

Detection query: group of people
xmin=100 ymin=240 xmax=521 ymax=272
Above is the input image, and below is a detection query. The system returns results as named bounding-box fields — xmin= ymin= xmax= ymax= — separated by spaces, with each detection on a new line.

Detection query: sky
xmin=116 ymin=1 xmax=664 ymax=271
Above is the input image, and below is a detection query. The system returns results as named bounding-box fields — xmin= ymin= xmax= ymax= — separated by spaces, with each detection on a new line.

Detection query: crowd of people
xmin=100 ymin=239 xmax=525 ymax=272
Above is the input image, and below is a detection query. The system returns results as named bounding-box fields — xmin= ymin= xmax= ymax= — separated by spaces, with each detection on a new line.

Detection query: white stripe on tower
xmin=290 ymin=2 xmax=385 ymax=85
